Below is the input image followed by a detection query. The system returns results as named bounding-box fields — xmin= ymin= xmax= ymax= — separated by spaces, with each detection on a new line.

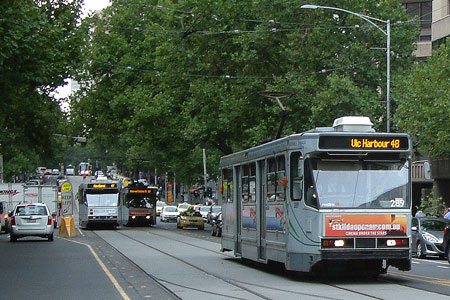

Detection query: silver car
xmin=412 ymin=217 xmax=449 ymax=258
xmin=9 ymin=203 xmax=54 ymax=242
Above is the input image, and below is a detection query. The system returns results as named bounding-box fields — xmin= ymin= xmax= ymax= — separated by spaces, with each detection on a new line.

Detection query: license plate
xmin=27 ymin=219 xmax=36 ymax=223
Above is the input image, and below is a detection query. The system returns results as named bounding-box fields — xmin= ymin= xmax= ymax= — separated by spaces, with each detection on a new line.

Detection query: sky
xmin=54 ymin=0 xmax=110 ymax=100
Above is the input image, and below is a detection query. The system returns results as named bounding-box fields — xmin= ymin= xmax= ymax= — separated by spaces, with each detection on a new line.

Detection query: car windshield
xmin=179 ymin=204 xmax=190 ymax=209
xmin=308 ymin=159 xmax=410 ymax=209
xmin=16 ymin=205 xmax=47 ymax=216
xmin=201 ymin=206 xmax=210 ymax=212
xmin=421 ymin=219 xmax=448 ymax=231
xmin=157 ymin=202 xmax=166 ymax=207
xmin=182 ymin=210 xmax=201 ymax=217
xmin=86 ymin=193 xmax=119 ymax=207
xmin=164 ymin=207 xmax=177 ymax=212
xmin=212 ymin=206 xmax=221 ymax=213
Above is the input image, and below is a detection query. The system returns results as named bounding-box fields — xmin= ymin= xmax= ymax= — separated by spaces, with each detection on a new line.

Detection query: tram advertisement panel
xmin=242 ymin=206 xmax=256 ymax=229
xmin=266 ymin=205 xmax=285 ymax=231
xmin=325 ymin=214 xmax=407 ymax=237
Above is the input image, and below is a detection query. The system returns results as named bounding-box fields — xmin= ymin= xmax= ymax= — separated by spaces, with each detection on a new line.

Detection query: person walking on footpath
xmin=444 ymin=207 xmax=450 ymax=220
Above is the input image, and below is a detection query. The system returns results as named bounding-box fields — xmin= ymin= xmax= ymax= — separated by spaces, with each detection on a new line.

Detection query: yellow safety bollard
xmin=58 ymin=217 xmax=77 ymax=238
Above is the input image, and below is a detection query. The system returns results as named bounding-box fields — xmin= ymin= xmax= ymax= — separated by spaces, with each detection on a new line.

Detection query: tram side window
xmin=267 ymin=158 xmax=276 ymax=202
xmin=222 ymin=168 xmax=233 ymax=203
xmin=304 ymin=159 xmax=318 ymax=208
xmin=242 ymin=165 xmax=249 ymax=202
xmin=290 ymin=152 xmax=303 ymax=201
xmin=276 ymin=156 xmax=286 ymax=201
xmin=249 ymin=163 xmax=256 ymax=202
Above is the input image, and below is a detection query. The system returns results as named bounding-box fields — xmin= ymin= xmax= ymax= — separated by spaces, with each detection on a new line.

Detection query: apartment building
xmin=401 ymin=0 xmax=450 ymax=57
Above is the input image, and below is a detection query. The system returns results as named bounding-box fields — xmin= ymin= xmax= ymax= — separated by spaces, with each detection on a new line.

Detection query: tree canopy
xmin=394 ymin=39 xmax=450 ymax=158
xmin=0 ymin=0 xmax=85 ymax=180
xmin=72 ymin=0 xmax=419 ymax=184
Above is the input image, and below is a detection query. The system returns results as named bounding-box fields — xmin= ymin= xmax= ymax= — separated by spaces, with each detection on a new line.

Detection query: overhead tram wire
xmin=91 ymin=59 xmax=380 ymax=81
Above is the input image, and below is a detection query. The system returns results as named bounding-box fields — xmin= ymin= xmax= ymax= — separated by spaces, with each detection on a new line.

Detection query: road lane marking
xmin=436 ymin=266 xmax=449 ymax=269
xmin=77 ymin=227 xmax=85 ymax=236
xmin=60 ymin=238 xmax=131 ymax=300
xmin=389 ymin=271 xmax=450 ymax=287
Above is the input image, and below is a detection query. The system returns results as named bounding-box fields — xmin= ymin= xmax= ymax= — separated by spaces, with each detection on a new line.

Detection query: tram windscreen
xmin=86 ymin=191 xmax=119 ymax=207
xmin=126 ymin=194 xmax=155 ymax=208
xmin=308 ymin=159 xmax=409 ymax=209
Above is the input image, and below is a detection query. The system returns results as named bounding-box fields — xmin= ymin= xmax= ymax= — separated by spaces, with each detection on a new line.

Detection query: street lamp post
xmin=301 ymin=5 xmax=391 ymax=132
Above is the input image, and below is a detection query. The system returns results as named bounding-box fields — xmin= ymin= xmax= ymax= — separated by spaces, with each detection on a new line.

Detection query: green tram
xmin=219 ymin=116 xmax=412 ymax=275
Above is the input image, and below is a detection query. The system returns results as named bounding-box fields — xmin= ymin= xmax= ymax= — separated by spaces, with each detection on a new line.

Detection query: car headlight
xmin=422 ymin=233 xmax=440 ymax=243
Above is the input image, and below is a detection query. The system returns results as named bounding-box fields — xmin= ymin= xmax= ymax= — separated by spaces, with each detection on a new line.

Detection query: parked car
xmin=444 ymin=224 xmax=450 ymax=264
xmin=211 ymin=211 xmax=222 ymax=237
xmin=411 ymin=217 xmax=449 ymax=258
xmin=51 ymin=169 xmax=60 ymax=175
xmin=156 ymin=201 xmax=166 ymax=216
xmin=160 ymin=206 xmax=179 ymax=223
xmin=9 ymin=203 xmax=54 ymax=242
xmin=206 ymin=205 xmax=222 ymax=224
xmin=177 ymin=207 xmax=204 ymax=230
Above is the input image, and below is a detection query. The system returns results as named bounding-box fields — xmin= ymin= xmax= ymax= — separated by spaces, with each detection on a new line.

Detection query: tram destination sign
xmin=129 ymin=189 xmax=152 ymax=194
xmin=319 ymin=135 xmax=409 ymax=150
xmin=88 ymin=183 xmax=117 ymax=189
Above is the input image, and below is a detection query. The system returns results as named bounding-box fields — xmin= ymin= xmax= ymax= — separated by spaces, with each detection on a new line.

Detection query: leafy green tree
xmin=73 ymin=0 xmax=418 ymax=184
xmin=0 ymin=0 xmax=85 ymax=180
xmin=394 ymin=39 xmax=450 ymax=158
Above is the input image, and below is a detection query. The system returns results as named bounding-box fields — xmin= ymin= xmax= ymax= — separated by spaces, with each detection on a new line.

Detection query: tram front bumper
xmin=320 ymin=248 xmax=410 ymax=260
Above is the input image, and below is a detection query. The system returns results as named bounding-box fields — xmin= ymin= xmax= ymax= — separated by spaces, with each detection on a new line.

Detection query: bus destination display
xmin=319 ymin=135 xmax=409 ymax=150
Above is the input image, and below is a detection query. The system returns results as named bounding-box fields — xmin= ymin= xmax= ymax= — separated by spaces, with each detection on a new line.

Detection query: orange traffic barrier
xmin=58 ymin=217 xmax=77 ymax=238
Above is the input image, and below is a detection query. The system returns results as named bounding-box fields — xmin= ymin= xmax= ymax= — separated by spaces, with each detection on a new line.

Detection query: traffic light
xmin=207 ymin=187 xmax=212 ymax=198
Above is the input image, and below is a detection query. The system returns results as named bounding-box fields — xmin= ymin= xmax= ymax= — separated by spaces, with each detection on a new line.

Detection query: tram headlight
xmin=146 ymin=215 xmax=151 ymax=219
xmin=131 ymin=215 xmax=136 ymax=219
xmin=385 ymin=238 xmax=409 ymax=247
xmin=321 ymin=239 xmax=348 ymax=248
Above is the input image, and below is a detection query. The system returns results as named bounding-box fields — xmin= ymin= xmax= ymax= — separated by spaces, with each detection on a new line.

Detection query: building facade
xmin=400 ymin=0 xmax=450 ymax=57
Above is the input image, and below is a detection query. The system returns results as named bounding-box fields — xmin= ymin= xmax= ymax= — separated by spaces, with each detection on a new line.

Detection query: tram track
xmin=93 ymin=228 xmax=399 ymax=300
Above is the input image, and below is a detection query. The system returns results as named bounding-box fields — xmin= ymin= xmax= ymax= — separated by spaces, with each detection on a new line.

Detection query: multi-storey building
xmin=401 ymin=0 xmax=450 ymax=57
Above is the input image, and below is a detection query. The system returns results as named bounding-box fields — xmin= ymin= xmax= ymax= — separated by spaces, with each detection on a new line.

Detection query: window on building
xmin=404 ymin=1 xmax=432 ymax=41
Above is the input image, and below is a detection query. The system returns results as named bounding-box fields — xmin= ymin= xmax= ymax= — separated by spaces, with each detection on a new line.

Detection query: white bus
xmin=219 ymin=116 xmax=412 ymax=276
xmin=78 ymin=180 xmax=121 ymax=228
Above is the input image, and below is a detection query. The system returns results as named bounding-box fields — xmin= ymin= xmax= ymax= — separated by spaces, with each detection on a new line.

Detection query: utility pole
xmin=203 ymin=148 xmax=207 ymax=203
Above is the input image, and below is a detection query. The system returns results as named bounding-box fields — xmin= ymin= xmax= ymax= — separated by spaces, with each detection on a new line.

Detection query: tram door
xmin=258 ymin=160 xmax=266 ymax=261
xmin=235 ymin=166 xmax=242 ymax=256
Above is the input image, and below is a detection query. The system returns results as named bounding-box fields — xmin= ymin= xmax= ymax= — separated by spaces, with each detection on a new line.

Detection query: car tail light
xmin=47 ymin=216 xmax=52 ymax=225
xmin=445 ymin=227 xmax=448 ymax=234
xmin=11 ymin=217 xmax=16 ymax=226
xmin=4 ymin=214 xmax=7 ymax=219
xmin=53 ymin=216 xmax=57 ymax=223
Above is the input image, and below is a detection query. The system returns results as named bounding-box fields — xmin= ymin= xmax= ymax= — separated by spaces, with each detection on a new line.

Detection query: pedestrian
xmin=444 ymin=207 xmax=450 ymax=220
xmin=415 ymin=210 xmax=425 ymax=218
